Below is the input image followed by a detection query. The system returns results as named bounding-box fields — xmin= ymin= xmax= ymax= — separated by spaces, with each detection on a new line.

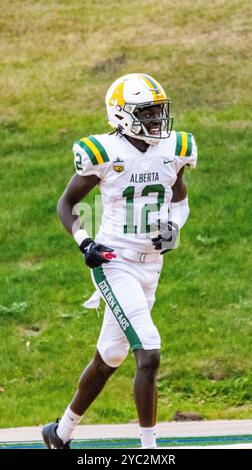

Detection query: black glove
xmin=79 ymin=238 xmax=115 ymax=268
xmin=152 ymin=221 xmax=180 ymax=254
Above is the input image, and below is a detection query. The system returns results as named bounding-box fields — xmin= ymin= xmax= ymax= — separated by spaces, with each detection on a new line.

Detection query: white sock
xmin=56 ymin=406 xmax=81 ymax=444
xmin=139 ymin=426 xmax=157 ymax=448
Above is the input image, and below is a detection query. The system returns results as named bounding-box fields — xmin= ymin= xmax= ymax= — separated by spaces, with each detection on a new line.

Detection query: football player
xmin=42 ymin=73 xmax=197 ymax=449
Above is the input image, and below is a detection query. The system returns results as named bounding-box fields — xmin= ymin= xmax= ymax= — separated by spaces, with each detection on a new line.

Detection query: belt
xmin=120 ymin=248 xmax=161 ymax=263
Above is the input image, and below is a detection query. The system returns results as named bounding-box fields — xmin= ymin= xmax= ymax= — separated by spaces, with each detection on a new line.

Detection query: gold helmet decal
xmin=109 ymin=81 xmax=125 ymax=107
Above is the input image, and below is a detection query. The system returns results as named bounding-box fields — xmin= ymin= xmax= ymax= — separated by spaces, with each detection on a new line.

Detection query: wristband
xmin=73 ymin=229 xmax=89 ymax=246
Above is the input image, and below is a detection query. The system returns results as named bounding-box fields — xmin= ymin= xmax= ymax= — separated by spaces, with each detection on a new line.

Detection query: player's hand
xmin=79 ymin=238 xmax=116 ymax=268
xmin=151 ymin=221 xmax=180 ymax=254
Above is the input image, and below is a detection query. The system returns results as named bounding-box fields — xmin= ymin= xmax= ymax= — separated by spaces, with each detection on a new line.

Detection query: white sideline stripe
xmin=0 ymin=420 xmax=252 ymax=442
xmin=162 ymin=444 xmax=252 ymax=449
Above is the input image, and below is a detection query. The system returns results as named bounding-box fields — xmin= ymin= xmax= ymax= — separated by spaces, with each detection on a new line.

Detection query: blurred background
xmin=0 ymin=0 xmax=251 ymax=427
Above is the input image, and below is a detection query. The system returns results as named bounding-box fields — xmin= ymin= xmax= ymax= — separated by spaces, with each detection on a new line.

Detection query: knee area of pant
xmin=136 ymin=323 xmax=161 ymax=353
xmin=98 ymin=345 xmax=129 ymax=368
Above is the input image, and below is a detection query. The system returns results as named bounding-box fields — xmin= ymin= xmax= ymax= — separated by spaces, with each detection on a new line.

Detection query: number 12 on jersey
xmin=123 ymin=184 xmax=165 ymax=235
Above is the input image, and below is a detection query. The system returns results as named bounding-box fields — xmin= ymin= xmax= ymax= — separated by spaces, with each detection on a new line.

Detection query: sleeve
xmin=174 ymin=131 xmax=197 ymax=172
xmin=73 ymin=135 xmax=110 ymax=179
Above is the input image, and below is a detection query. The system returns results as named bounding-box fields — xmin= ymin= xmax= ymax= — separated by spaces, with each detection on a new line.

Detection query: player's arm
xmin=169 ymin=130 xmax=197 ymax=226
xmin=57 ymin=173 xmax=99 ymax=235
xmin=152 ymin=131 xmax=197 ymax=252
xmin=170 ymin=166 xmax=190 ymax=229
xmin=57 ymin=174 xmax=115 ymax=267
xmin=171 ymin=166 xmax=187 ymax=202
xmin=152 ymin=167 xmax=190 ymax=253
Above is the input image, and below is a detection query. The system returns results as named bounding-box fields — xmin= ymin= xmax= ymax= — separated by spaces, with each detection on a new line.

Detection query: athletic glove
xmin=79 ymin=238 xmax=116 ymax=268
xmin=151 ymin=221 xmax=180 ymax=254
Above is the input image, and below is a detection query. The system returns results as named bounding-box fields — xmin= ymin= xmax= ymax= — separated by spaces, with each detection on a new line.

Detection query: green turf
xmin=0 ymin=0 xmax=252 ymax=427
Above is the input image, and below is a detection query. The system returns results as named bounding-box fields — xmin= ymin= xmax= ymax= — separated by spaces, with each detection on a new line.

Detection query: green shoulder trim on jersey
xmin=175 ymin=132 xmax=193 ymax=157
xmin=76 ymin=136 xmax=110 ymax=166
xmin=92 ymin=266 xmax=143 ymax=352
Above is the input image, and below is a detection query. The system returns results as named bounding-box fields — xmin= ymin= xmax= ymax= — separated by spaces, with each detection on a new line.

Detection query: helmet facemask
xmin=132 ymin=101 xmax=173 ymax=143
xmin=112 ymin=100 xmax=173 ymax=145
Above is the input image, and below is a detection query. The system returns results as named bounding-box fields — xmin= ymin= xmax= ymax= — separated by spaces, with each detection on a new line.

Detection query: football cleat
xmin=105 ymin=73 xmax=173 ymax=145
xmin=41 ymin=418 xmax=71 ymax=449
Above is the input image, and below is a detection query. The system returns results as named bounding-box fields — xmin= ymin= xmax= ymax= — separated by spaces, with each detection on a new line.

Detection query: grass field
xmin=0 ymin=0 xmax=252 ymax=427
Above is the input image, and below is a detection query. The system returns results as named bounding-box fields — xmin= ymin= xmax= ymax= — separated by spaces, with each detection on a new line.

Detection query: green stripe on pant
xmin=92 ymin=266 xmax=143 ymax=351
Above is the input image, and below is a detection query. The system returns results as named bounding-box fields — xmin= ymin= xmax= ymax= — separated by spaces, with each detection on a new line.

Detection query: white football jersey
xmin=73 ymin=131 xmax=197 ymax=253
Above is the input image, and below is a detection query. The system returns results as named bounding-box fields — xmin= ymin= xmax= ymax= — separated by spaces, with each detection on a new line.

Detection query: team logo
xmin=113 ymin=157 xmax=124 ymax=172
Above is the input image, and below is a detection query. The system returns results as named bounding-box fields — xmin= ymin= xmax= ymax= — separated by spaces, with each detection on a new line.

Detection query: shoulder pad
xmin=175 ymin=132 xmax=193 ymax=157
xmin=75 ymin=135 xmax=110 ymax=166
